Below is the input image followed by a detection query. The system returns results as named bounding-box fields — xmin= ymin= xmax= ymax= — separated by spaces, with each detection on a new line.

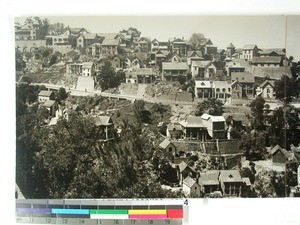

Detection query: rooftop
xmin=198 ymin=170 xmax=220 ymax=186
xmin=94 ymin=116 xmax=112 ymax=126
xmin=183 ymin=176 xmax=197 ymax=188
xmin=201 ymin=113 xmax=225 ymax=122
xmin=219 ymin=170 xmax=243 ymax=183
xmin=243 ymin=44 xmax=257 ymax=50
xmin=42 ymin=100 xmax=56 ymax=107
xmin=252 ymin=56 xmax=282 ymax=64
xmin=38 ymin=90 xmax=53 ymax=97
xmin=162 ymin=62 xmax=189 ymax=70
xmin=231 ymin=72 xmax=255 ymax=83
xmin=159 ymin=139 xmax=172 ymax=149
xmin=101 ymin=39 xmax=120 ymax=46
xmin=179 ymin=116 xmax=204 ymax=128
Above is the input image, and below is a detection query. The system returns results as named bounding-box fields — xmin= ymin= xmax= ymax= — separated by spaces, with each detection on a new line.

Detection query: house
xmin=45 ymin=33 xmax=70 ymax=46
xmin=226 ymin=43 xmax=236 ymax=58
xmin=212 ymin=81 xmax=231 ymax=103
xmin=15 ymin=22 xmax=39 ymax=40
xmin=242 ymin=44 xmax=259 ymax=60
xmin=187 ymin=50 xmax=203 ymax=66
xmin=166 ymin=123 xmax=183 ymax=139
xmin=201 ymin=113 xmax=226 ymax=139
xmin=270 ymin=145 xmax=295 ymax=165
xmin=89 ymin=43 xmax=101 ymax=57
xmin=41 ymin=100 xmax=58 ymax=117
xmin=81 ymin=62 xmax=94 ymax=77
xmin=231 ymin=72 xmax=255 ymax=98
xmin=159 ymin=139 xmax=177 ymax=162
xmin=194 ymin=80 xmax=213 ymax=99
xmin=191 ymin=61 xmax=216 ymax=79
xmin=135 ymin=37 xmax=151 ymax=52
xmin=100 ymin=39 xmax=120 ymax=55
xmin=251 ymin=56 xmax=282 ymax=67
xmin=177 ymin=161 xmax=197 ymax=184
xmin=258 ymin=48 xmax=286 ymax=58
xmin=149 ymin=50 xmax=170 ymax=68
xmin=77 ymin=33 xmax=102 ymax=49
xmin=94 ymin=116 xmax=114 ymax=140
xmin=126 ymin=68 xmax=155 ymax=84
xmin=151 ymin=39 xmax=169 ymax=52
xmin=66 ymin=62 xmax=83 ymax=75
xmin=111 ymin=56 xmax=124 ymax=69
xmin=179 ymin=116 xmax=207 ymax=141
xmin=171 ymin=38 xmax=188 ymax=56
xmin=225 ymin=61 xmax=245 ymax=76
xmin=198 ymin=170 xmax=220 ymax=197
xmin=231 ymin=80 xmax=244 ymax=99
xmin=219 ymin=170 xmax=243 ymax=197
xmin=38 ymin=90 xmax=55 ymax=103
xmin=162 ymin=62 xmax=189 ymax=82
xmin=256 ymin=80 xmax=276 ymax=100
xmin=183 ymin=177 xmax=200 ymax=197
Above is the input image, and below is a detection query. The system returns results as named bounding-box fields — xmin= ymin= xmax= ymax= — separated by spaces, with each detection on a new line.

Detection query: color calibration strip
xmin=16 ymin=199 xmax=184 ymax=224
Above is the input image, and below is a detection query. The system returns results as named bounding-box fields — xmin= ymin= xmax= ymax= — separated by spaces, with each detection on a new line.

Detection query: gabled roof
xmin=243 ymin=44 xmax=257 ymax=50
xmin=38 ymin=90 xmax=53 ymax=97
xmin=101 ymin=39 xmax=120 ymax=46
xmin=84 ymin=33 xmax=98 ymax=40
xmin=198 ymin=170 xmax=220 ymax=186
xmin=42 ymin=100 xmax=56 ymax=107
xmin=179 ymin=116 xmax=204 ymax=128
xmin=195 ymin=80 xmax=212 ymax=88
xmin=231 ymin=72 xmax=255 ymax=83
xmin=97 ymin=33 xmax=119 ymax=39
xmin=192 ymin=60 xmax=211 ymax=68
xmin=137 ymin=37 xmax=151 ymax=43
xmin=178 ymin=161 xmax=188 ymax=172
xmin=130 ymin=68 xmax=154 ymax=76
xmin=227 ymin=43 xmax=235 ymax=48
xmin=187 ymin=50 xmax=203 ymax=58
xmin=159 ymin=139 xmax=172 ymax=149
xmin=94 ymin=116 xmax=113 ymax=126
xmin=183 ymin=176 xmax=197 ymax=188
xmin=162 ymin=62 xmax=188 ymax=70
xmin=167 ymin=123 xmax=182 ymax=131
xmin=242 ymin=177 xmax=251 ymax=186
xmin=201 ymin=113 xmax=225 ymax=122
xmin=172 ymin=38 xmax=186 ymax=43
xmin=252 ymin=56 xmax=282 ymax=64
xmin=231 ymin=79 xmax=243 ymax=87
xmin=259 ymin=48 xmax=286 ymax=56
xmin=259 ymin=80 xmax=275 ymax=89
xmin=82 ymin=62 xmax=93 ymax=69
xmin=219 ymin=170 xmax=243 ymax=183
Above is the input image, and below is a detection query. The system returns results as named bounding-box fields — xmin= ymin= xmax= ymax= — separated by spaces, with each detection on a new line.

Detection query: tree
xmin=48 ymin=22 xmax=65 ymax=35
xmin=249 ymin=96 xmax=265 ymax=130
xmin=97 ymin=60 xmax=116 ymax=90
xmin=133 ymin=100 xmax=151 ymax=123
xmin=56 ymin=87 xmax=68 ymax=103
xmin=189 ymin=33 xmax=206 ymax=50
xmin=120 ymin=27 xmax=141 ymax=38
xmin=195 ymin=98 xmax=224 ymax=116
xmin=274 ymin=75 xmax=299 ymax=104
xmin=15 ymin=47 xmax=26 ymax=71
xmin=239 ymin=131 xmax=268 ymax=161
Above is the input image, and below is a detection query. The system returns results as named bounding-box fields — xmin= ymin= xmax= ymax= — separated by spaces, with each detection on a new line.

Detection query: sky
xmin=15 ymin=15 xmax=300 ymax=60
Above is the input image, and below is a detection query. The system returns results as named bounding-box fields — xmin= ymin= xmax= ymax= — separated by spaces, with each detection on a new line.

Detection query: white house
xmin=256 ymin=80 xmax=276 ymax=99
xmin=182 ymin=176 xmax=200 ymax=197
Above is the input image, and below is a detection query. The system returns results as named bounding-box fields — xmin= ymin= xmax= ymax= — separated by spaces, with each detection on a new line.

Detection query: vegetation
xmin=195 ymin=98 xmax=224 ymax=116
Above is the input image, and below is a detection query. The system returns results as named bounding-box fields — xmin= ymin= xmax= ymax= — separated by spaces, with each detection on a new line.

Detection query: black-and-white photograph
xmin=14 ymin=15 xmax=300 ymax=200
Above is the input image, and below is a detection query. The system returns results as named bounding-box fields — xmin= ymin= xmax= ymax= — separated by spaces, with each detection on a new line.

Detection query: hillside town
xmin=15 ymin=17 xmax=300 ymax=199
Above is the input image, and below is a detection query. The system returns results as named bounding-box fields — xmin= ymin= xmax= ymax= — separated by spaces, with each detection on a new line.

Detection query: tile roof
xmin=38 ymin=90 xmax=53 ymax=97
xmin=179 ymin=116 xmax=204 ymax=128
xmin=42 ymin=100 xmax=56 ymax=107
xmin=178 ymin=161 xmax=188 ymax=172
xmin=243 ymin=44 xmax=257 ymax=50
xmin=82 ymin=62 xmax=93 ymax=69
xmin=259 ymin=80 xmax=275 ymax=88
xmin=219 ymin=170 xmax=243 ymax=183
xmin=159 ymin=139 xmax=172 ymax=149
xmin=198 ymin=170 xmax=220 ymax=186
xmin=195 ymin=80 xmax=212 ymax=88
xmin=231 ymin=72 xmax=255 ymax=83
xmin=162 ymin=62 xmax=188 ymax=70
xmin=201 ymin=113 xmax=225 ymax=122
xmin=101 ymin=39 xmax=120 ymax=46
xmin=192 ymin=61 xmax=211 ymax=68
xmin=252 ymin=56 xmax=282 ymax=64
xmin=183 ymin=176 xmax=197 ymax=188
xmin=94 ymin=116 xmax=112 ymax=126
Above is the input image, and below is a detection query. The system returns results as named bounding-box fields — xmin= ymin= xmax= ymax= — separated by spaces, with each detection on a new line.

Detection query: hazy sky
xmin=15 ymin=15 xmax=300 ymax=60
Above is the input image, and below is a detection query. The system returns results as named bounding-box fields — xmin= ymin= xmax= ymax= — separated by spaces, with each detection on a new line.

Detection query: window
xmin=79 ymin=39 xmax=82 ymax=42
xmin=222 ymin=88 xmax=226 ymax=92
xmin=228 ymin=88 xmax=231 ymax=92
xmin=216 ymin=88 xmax=220 ymax=92
xmin=267 ymin=88 xmax=270 ymax=93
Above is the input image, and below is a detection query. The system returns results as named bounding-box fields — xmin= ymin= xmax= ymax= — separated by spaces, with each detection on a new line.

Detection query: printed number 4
xmin=184 ymin=199 xmax=188 ymax=205
xmin=131 ymin=220 xmax=136 ymax=224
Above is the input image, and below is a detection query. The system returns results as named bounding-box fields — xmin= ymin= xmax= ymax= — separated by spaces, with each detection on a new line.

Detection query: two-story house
xmin=251 ymin=56 xmax=282 ymax=67
xmin=162 ymin=62 xmax=189 ymax=82
xmin=242 ymin=44 xmax=259 ymax=60
xmin=201 ymin=113 xmax=226 ymax=139
xmin=256 ymin=80 xmax=276 ymax=100
xmin=177 ymin=161 xmax=197 ymax=185
xmin=100 ymin=39 xmax=120 ymax=55
xmin=179 ymin=116 xmax=207 ymax=141
xmin=135 ymin=37 xmax=151 ymax=52
xmin=15 ymin=22 xmax=39 ymax=40
xmin=191 ymin=61 xmax=216 ymax=79
xmin=212 ymin=81 xmax=231 ymax=103
xmin=171 ymin=38 xmax=188 ymax=56
xmin=194 ymin=80 xmax=213 ymax=100
xmin=126 ymin=68 xmax=155 ymax=84
xmin=38 ymin=90 xmax=55 ymax=103
xmin=219 ymin=170 xmax=244 ymax=197
xmin=231 ymin=72 xmax=255 ymax=98
xmin=183 ymin=176 xmax=201 ymax=197
xmin=198 ymin=170 xmax=221 ymax=197
xmin=81 ymin=62 xmax=94 ymax=77
xmin=94 ymin=116 xmax=114 ymax=140
xmin=77 ymin=33 xmax=102 ymax=49
xmin=187 ymin=51 xmax=203 ymax=66
xmin=226 ymin=43 xmax=236 ymax=58
xmin=151 ymin=39 xmax=169 ymax=52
